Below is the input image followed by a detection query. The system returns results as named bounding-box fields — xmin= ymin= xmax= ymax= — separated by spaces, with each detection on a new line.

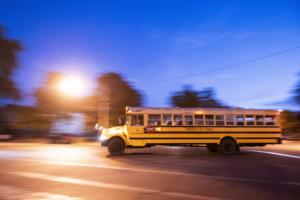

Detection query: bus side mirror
xmin=118 ymin=117 xmax=124 ymax=125
xmin=94 ymin=123 xmax=99 ymax=130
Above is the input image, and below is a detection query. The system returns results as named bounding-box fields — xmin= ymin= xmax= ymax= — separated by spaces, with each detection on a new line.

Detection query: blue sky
xmin=0 ymin=0 xmax=300 ymax=109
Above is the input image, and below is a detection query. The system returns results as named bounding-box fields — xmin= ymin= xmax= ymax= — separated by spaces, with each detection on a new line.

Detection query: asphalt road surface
xmin=0 ymin=141 xmax=299 ymax=200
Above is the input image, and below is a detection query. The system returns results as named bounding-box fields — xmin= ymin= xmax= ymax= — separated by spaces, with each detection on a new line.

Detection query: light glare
xmin=57 ymin=75 xmax=87 ymax=98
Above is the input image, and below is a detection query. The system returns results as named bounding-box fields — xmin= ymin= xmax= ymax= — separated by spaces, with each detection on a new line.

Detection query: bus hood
xmin=104 ymin=126 xmax=125 ymax=135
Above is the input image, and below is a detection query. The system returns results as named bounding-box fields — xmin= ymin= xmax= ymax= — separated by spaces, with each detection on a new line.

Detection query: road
xmin=0 ymin=141 xmax=299 ymax=200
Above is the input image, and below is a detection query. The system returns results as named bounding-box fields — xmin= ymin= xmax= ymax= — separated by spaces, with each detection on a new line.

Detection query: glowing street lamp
xmin=56 ymin=75 xmax=87 ymax=98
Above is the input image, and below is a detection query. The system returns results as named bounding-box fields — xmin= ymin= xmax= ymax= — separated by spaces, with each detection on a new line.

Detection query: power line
xmin=139 ymin=45 xmax=300 ymax=84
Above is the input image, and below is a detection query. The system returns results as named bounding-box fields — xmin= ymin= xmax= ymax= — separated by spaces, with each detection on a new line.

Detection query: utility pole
xmin=97 ymin=85 xmax=110 ymax=128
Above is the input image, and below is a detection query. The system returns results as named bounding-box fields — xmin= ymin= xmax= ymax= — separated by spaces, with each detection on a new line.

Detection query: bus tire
xmin=107 ymin=137 xmax=125 ymax=156
xmin=219 ymin=138 xmax=237 ymax=155
xmin=206 ymin=144 xmax=219 ymax=153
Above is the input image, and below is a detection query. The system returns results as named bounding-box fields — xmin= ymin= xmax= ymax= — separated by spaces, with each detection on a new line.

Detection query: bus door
xmin=127 ymin=114 xmax=145 ymax=134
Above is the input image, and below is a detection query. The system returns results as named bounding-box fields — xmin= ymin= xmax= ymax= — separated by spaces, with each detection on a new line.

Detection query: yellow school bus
xmin=100 ymin=107 xmax=282 ymax=156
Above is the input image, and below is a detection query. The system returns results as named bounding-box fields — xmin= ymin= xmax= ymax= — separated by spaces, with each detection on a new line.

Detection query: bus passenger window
xmin=236 ymin=115 xmax=245 ymax=126
xmin=174 ymin=115 xmax=183 ymax=126
xmin=246 ymin=115 xmax=254 ymax=125
xmin=194 ymin=115 xmax=204 ymax=126
xmin=216 ymin=115 xmax=225 ymax=126
xmin=184 ymin=115 xmax=193 ymax=126
xmin=265 ymin=115 xmax=276 ymax=125
xmin=148 ymin=114 xmax=161 ymax=126
xmin=163 ymin=114 xmax=172 ymax=126
xmin=205 ymin=115 xmax=214 ymax=126
xmin=226 ymin=115 xmax=235 ymax=126
xmin=255 ymin=115 xmax=264 ymax=125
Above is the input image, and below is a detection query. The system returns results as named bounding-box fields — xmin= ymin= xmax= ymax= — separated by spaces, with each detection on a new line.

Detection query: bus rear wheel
xmin=219 ymin=138 xmax=237 ymax=155
xmin=206 ymin=144 xmax=219 ymax=153
xmin=107 ymin=138 xmax=125 ymax=156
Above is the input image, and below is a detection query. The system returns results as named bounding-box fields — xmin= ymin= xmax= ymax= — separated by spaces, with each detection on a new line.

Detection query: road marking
xmin=3 ymin=157 xmax=300 ymax=187
xmin=7 ymin=171 xmax=221 ymax=200
xmin=248 ymin=150 xmax=300 ymax=159
xmin=0 ymin=185 xmax=80 ymax=200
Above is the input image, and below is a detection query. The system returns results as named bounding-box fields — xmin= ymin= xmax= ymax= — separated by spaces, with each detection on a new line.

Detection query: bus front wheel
xmin=107 ymin=137 xmax=125 ymax=156
xmin=219 ymin=138 xmax=237 ymax=155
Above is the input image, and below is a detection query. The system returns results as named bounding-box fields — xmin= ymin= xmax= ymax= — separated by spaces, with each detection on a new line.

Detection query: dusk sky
xmin=1 ymin=0 xmax=300 ymax=109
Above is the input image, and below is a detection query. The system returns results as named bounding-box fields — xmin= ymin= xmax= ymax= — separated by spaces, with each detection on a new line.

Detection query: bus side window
xmin=236 ymin=115 xmax=245 ymax=126
xmin=226 ymin=115 xmax=235 ymax=126
xmin=205 ymin=115 xmax=214 ymax=126
xmin=148 ymin=114 xmax=161 ymax=126
xmin=265 ymin=115 xmax=276 ymax=125
xmin=131 ymin=115 xmax=138 ymax=126
xmin=184 ymin=115 xmax=193 ymax=126
xmin=216 ymin=115 xmax=225 ymax=126
xmin=162 ymin=114 xmax=172 ymax=126
xmin=255 ymin=115 xmax=264 ymax=125
xmin=130 ymin=114 xmax=144 ymax=126
xmin=174 ymin=115 xmax=183 ymax=126
xmin=194 ymin=115 xmax=204 ymax=126
xmin=246 ymin=115 xmax=254 ymax=125
xmin=126 ymin=115 xmax=131 ymax=125
xmin=137 ymin=114 xmax=144 ymax=126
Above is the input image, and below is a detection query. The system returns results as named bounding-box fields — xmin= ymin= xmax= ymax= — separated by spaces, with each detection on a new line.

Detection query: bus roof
xmin=126 ymin=106 xmax=280 ymax=115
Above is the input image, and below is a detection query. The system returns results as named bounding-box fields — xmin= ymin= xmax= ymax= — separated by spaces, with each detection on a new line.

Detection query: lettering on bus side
xmin=178 ymin=127 xmax=215 ymax=132
xmin=184 ymin=127 xmax=214 ymax=132
xmin=185 ymin=127 xmax=198 ymax=131
xmin=198 ymin=127 xmax=214 ymax=131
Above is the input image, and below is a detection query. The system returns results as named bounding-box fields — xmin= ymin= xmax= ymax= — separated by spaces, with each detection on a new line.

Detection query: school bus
xmin=99 ymin=107 xmax=282 ymax=156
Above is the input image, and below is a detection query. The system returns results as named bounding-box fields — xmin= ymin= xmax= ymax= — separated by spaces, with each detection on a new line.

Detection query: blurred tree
xmin=169 ymin=85 xmax=225 ymax=108
xmin=97 ymin=73 xmax=143 ymax=127
xmin=35 ymin=71 xmax=63 ymax=110
xmin=34 ymin=71 xmax=82 ymax=112
xmin=281 ymin=110 xmax=300 ymax=137
xmin=294 ymin=73 xmax=300 ymax=106
xmin=0 ymin=26 xmax=22 ymax=100
xmin=34 ymin=71 xmax=91 ymax=134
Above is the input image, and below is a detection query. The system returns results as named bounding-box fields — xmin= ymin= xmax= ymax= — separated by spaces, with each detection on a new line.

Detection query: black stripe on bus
xmin=130 ymin=137 xmax=279 ymax=140
xmin=144 ymin=131 xmax=281 ymax=134
xmin=236 ymin=137 xmax=280 ymax=139
xmin=155 ymin=126 xmax=280 ymax=128
xmin=130 ymin=137 xmax=220 ymax=140
xmin=144 ymin=143 xmax=217 ymax=145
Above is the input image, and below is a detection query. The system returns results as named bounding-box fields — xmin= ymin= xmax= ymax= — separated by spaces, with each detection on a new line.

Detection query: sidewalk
xmin=0 ymin=137 xmax=98 ymax=145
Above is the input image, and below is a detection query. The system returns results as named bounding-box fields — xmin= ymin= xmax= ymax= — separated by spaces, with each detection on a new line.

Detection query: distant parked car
xmin=0 ymin=133 xmax=13 ymax=141
xmin=48 ymin=113 xmax=86 ymax=144
xmin=47 ymin=133 xmax=73 ymax=144
xmin=0 ymin=123 xmax=14 ymax=141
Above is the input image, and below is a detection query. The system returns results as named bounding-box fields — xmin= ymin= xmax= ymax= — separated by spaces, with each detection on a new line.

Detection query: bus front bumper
xmin=99 ymin=134 xmax=109 ymax=146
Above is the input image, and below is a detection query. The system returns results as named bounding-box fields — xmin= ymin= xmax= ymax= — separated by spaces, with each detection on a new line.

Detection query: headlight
xmin=99 ymin=134 xmax=108 ymax=142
